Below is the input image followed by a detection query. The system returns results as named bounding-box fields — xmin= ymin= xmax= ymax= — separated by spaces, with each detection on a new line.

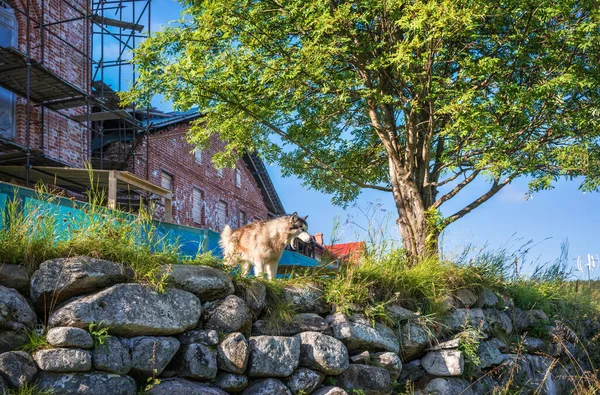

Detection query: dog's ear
xmin=290 ymin=212 xmax=298 ymax=222
xmin=302 ymin=215 xmax=308 ymax=220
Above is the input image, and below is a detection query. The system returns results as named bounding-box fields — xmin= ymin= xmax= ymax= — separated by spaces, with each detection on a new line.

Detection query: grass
xmin=6 ymin=383 xmax=54 ymax=395
xmin=18 ymin=328 xmax=50 ymax=354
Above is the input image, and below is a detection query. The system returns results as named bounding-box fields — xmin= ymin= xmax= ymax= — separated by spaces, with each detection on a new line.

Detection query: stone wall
xmin=0 ymin=256 xmax=597 ymax=395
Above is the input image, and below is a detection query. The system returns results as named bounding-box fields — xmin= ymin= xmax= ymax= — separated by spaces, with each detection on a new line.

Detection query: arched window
xmin=0 ymin=1 xmax=17 ymax=138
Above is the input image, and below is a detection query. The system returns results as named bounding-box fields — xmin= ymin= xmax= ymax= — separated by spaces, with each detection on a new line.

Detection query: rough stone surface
xmin=177 ymin=329 xmax=219 ymax=346
xmin=126 ymin=336 xmax=180 ymax=378
xmin=202 ymin=295 xmax=252 ymax=334
xmin=0 ymin=351 xmax=37 ymax=388
xmin=420 ymin=378 xmax=474 ymax=395
xmin=421 ymin=350 xmax=464 ymax=376
xmin=385 ymin=305 xmax=417 ymax=322
xmin=216 ymin=373 xmax=248 ymax=393
xmin=371 ymin=352 xmax=402 ymax=380
xmin=37 ymin=372 xmax=137 ymax=395
xmin=471 ymin=376 xmax=501 ymax=394
xmin=0 ymin=286 xmax=36 ymax=331
xmin=0 ymin=330 xmax=28 ymax=354
xmin=398 ymin=359 xmax=425 ymax=384
xmin=478 ymin=340 xmax=504 ymax=369
xmin=298 ymin=331 xmax=348 ymax=375
xmin=350 ymin=350 xmax=371 ymax=364
xmin=29 ymin=257 xmax=130 ymax=309
xmin=0 ymin=376 xmax=6 ymax=394
xmin=218 ymin=332 xmax=249 ymax=374
xmin=281 ymin=283 xmax=329 ymax=314
xmin=146 ymin=378 xmax=227 ymax=394
xmin=327 ymin=314 xmax=399 ymax=353
xmin=445 ymin=308 xmax=487 ymax=333
xmin=284 ymin=367 xmax=324 ymax=395
xmin=92 ymin=335 xmax=131 ymax=374
xmin=175 ymin=343 xmax=217 ymax=380
xmin=499 ymin=354 xmax=566 ymax=394
xmin=33 ymin=348 xmax=92 ymax=372
xmin=454 ymin=289 xmax=478 ymax=307
xmin=235 ymin=280 xmax=267 ymax=317
xmin=312 ymin=387 xmax=348 ymax=395
xmin=248 ymin=335 xmax=300 ymax=378
xmin=47 ymin=327 xmax=93 ymax=349
xmin=484 ymin=309 xmax=513 ymax=334
xmin=522 ymin=336 xmax=548 ymax=353
xmin=163 ymin=264 xmax=234 ymax=301
xmin=337 ymin=364 xmax=392 ymax=395
xmin=253 ymin=313 xmax=329 ymax=336
xmin=399 ymin=322 xmax=429 ymax=360
xmin=0 ymin=265 xmax=28 ymax=295
xmin=510 ymin=308 xmax=530 ymax=332
xmin=242 ymin=378 xmax=292 ymax=395
xmin=49 ymin=284 xmax=201 ymax=336
xmin=478 ymin=288 xmax=500 ymax=307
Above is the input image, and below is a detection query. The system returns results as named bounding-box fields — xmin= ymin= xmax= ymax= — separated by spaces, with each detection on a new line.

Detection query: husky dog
xmin=219 ymin=212 xmax=312 ymax=280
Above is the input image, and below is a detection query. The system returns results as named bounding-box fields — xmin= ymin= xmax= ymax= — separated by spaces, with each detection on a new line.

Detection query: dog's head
xmin=288 ymin=212 xmax=312 ymax=243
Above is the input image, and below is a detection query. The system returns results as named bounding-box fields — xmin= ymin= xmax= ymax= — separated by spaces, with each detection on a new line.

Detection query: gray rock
xmin=421 ymin=350 xmax=464 ymax=376
xmin=371 ymin=352 xmax=402 ymax=380
xmin=510 ymin=308 xmax=530 ymax=332
xmin=163 ymin=264 xmax=234 ymax=301
xmin=127 ymin=336 xmax=180 ymax=378
xmin=175 ymin=343 xmax=217 ymax=380
xmin=281 ymin=283 xmax=329 ymax=314
xmin=203 ymin=295 xmax=252 ymax=334
xmin=37 ymin=372 xmax=137 ymax=395
xmin=47 ymin=327 xmax=93 ymax=349
xmin=528 ymin=309 xmax=549 ymax=324
xmin=177 ymin=329 xmax=219 ymax=346
xmin=285 ymin=367 xmax=324 ymax=394
xmin=327 ymin=314 xmax=399 ymax=353
xmin=478 ymin=288 xmax=499 ymax=307
xmin=216 ymin=372 xmax=248 ymax=392
xmin=33 ymin=348 xmax=92 ymax=372
xmin=146 ymin=378 xmax=228 ymax=395
xmin=242 ymin=378 xmax=292 ymax=395
xmin=445 ymin=308 xmax=487 ymax=333
xmin=487 ymin=337 xmax=509 ymax=353
xmin=248 ymin=335 xmax=300 ymax=377
xmin=498 ymin=354 xmax=562 ymax=394
xmin=298 ymin=331 xmax=348 ymax=375
xmin=522 ymin=336 xmax=548 ymax=353
xmin=49 ymin=284 xmax=201 ymax=336
xmin=471 ymin=376 xmax=501 ymax=394
xmin=478 ymin=340 xmax=503 ymax=369
xmin=235 ymin=280 xmax=267 ymax=317
xmin=454 ymin=289 xmax=478 ymax=307
xmin=0 ymin=376 xmax=6 ymax=394
xmin=399 ymin=322 xmax=429 ymax=360
xmin=0 ymin=351 xmax=37 ymax=388
xmin=337 ymin=364 xmax=391 ymax=395
xmin=0 ymin=330 xmax=27 ymax=353
xmin=29 ymin=257 xmax=130 ymax=310
xmin=385 ymin=305 xmax=417 ymax=322
xmin=484 ymin=309 xmax=513 ymax=334
xmin=427 ymin=338 xmax=460 ymax=351
xmin=350 ymin=350 xmax=371 ymax=364
xmin=253 ymin=313 xmax=329 ymax=336
xmin=0 ymin=286 xmax=36 ymax=331
xmin=420 ymin=378 xmax=473 ymax=395
xmin=398 ymin=359 xmax=425 ymax=384
xmin=218 ymin=332 xmax=249 ymax=374
xmin=0 ymin=264 xmax=28 ymax=295
xmin=92 ymin=335 xmax=131 ymax=374
xmin=312 ymin=387 xmax=348 ymax=395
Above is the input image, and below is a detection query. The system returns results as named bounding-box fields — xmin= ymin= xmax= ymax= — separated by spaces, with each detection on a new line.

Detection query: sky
xmin=103 ymin=0 xmax=600 ymax=280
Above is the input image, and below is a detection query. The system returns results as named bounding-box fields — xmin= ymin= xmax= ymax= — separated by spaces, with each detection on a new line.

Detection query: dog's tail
xmin=219 ymin=225 xmax=237 ymax=266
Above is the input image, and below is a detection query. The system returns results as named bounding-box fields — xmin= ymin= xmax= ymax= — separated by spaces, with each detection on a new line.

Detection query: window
xmin=0 ymin=3 xmax=17 ymax=138
xmin=192 ymin=188 xmax=203 ymax=224
xmin=235 ymin=168 xmax=242 ymax=188
xmin=194 ymin=149 xmax=202 ymax=164
xmin=217 ymin=200 xmax=228 ymax=230
xmin=161 ymin=171 xmax=173 ymax=191
xmin=216 ymin=168 xmax=223 ymax=178
xmin=239 ymin=210 xmax=246 ymax=228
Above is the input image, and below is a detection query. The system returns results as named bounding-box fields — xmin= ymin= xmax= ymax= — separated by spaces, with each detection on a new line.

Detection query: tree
xmin=122 ymin=0 xmax=600 ymax=260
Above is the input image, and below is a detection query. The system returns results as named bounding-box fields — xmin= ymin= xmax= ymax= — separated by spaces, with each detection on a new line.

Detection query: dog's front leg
xmin=254 ymin=260 xmax=265 ymax=279
xmin=265 ymin=261 xmax=276 ymax=281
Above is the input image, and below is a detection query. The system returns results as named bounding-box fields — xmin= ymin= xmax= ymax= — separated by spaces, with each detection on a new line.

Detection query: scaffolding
xmin=0 ymin=0 xmax=157 ymax=210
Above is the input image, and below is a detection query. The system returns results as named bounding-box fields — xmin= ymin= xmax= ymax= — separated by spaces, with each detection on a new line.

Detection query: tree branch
xmin=432 ymin=170 xmax=480 ymax=209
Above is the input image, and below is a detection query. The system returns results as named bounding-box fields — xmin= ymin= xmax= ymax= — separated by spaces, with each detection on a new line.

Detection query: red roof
xmin=325 ymin=242 xmax=366 ymax=261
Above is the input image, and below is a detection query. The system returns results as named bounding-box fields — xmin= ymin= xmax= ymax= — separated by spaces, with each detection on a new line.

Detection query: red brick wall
xmin=126 ymin=124 xmax=269 ymax=231
xmin=7 ymin=0 xmax=89 ymax=166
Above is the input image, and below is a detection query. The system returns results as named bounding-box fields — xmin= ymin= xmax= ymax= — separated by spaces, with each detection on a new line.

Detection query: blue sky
xmin=106 ymin=0 xmax=600 ymax=279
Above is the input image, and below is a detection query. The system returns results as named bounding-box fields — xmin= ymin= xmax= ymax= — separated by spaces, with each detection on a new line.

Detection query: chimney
xmin=315 ymin=232 xmax=324 ymax=245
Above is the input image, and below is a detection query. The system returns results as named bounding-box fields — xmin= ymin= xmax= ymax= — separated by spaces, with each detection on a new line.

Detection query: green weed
xmin=7 ymin=383 xmax=54 ymax=395
xmin=18 ymin=328 xmax=50 ymax=353
xmin=88 ymin=321 xmax=109 ymax=347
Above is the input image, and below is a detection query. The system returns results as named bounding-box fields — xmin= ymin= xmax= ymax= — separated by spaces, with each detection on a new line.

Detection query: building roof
xmin=326 ymin=242 xmax=367 ymax=261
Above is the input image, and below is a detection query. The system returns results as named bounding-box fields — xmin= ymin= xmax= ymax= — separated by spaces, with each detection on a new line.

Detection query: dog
xmin=219 ymin=212 xmax=312 ymax=280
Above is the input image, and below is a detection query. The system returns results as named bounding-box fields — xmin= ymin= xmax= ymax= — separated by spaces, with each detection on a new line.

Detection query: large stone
xmin=421 ymin=350 xmax=464 ymax=376
xmin=312 ymin=387 xmax=348 ymax=395
xmin=242 ymin=378 xmax=292 ymax=395
xmin=478 ymin=288 xmax=499 ymax=307
xmin=454 ymin=289 xmax=478 ymax=308
xmin=385 ymin=305 xmax=417 ymax=322
xmin=327 ymin=314 xmax=399 ymax=353
xmin=420 ymin=378 xmax=473 ymax=395
xmin=484 ymin=309 xmax=513 ymax=334
xmin=371 ymin=352 xmax=402 ymax=381
xmin=33 ymin=348 xmax=92 ymax=372
xmin=478 ymin=340 xmax=503 ymax=369
xmin=0 ymin=330 xmax=27 ymax=353
xmin=202 ymin=295 xmax=252 ymax=334
xmin=29 ymin=257 xmax=130 ymax=310
xmin=510 ymin=308 xmax=530 ymax=332
xmin=92 ymin=335 xmax=131 ymax=374
xmin=47 ymin=327 xmax=93 ymax=349
xmin=163 ymin=264 xmax=234 ymax=301
xmin=498 ymin=354 xmax=564 ymax=394
xmin=298 ymin=331 xmax=349 ymax=375
xmin=0 ymin=264 xmax=28 ymax=295
xmin=126 ymin=336 xmax=180 ymax=378
xmin=0 ymin=351 xmax=37 ymax=388
xmin=281 ymin=283 xmax=329 ymax=314
xmin=0 ymin=376 xmax=6 ymax=394
xmin=253 ymin=313 xmax=329 ymax=336
xmin=471 ymin=376 xmax=501 ymax=394
xmin=445 ymin=308 xmax=487 ymax=333
xmin=398 ymin=359 xmax=425 ymax=384
xmin=216 ymin=373 xmax=248 ymax=393
xmin=522 ymin=336 xmax=548 ymax=353
xmin=218 ymin=332 xmax=249 ymax=374
xmin=177 ymin=329 xmax=219 ymax=346
xmin=285 ymin=367 xmax=324 ymax=395
xmin=49 ymin=284 xmax=201 ymax=336
xmin=337 ymin=364 xmax=392 ymax=395
xmin=248 ymin=335 xmax=300 ymax=377
xmin=0 ymin=286 xmax=36 ymax=331
xmin=37 ymin=372 xmax=136 ymax=395
xmin=235 ymin=279 xmax=266 ymax=317
xmin=146 ymin=378 xmax=227 ymax=395
xmin=399 ymin=322 xmax=429 ymax=360
xmin=175 ymin=343 xmax=217 ymax=380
